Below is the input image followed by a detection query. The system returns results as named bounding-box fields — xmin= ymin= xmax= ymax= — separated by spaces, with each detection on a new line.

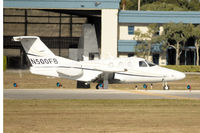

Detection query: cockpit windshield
xmin=139 ymin=60 xmax=156 ymax=67
xmin=139 ymin=61 xmax=148 ymax=67
xmin=146 ymin=60 xmax=156 ymax=67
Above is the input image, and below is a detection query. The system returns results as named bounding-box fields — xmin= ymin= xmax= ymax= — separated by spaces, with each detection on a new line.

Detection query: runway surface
xmin=4 ymin=89 xmax=200 ymax=100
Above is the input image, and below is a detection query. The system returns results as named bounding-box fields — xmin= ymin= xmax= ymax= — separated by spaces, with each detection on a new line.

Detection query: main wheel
xmin=96 ymin=84 xmax=100 ymax=89
xmin=77 ymin=81 xmax=90 ymax=88
xmin=96 ymin=83 xmax=103 ymax=89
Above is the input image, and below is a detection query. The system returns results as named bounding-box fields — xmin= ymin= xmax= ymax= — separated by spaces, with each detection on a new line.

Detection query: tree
xmin=126 ymin=0 xmax=158 ymax=10
xmin=194 ymin=25 xmax=200 ymax=65
xmin=133 ymin=24 xmax=159 ymax=60
xmin=190 ymin=25 xmax=200 ymax=65
xmin=188 ymin=0 xmax=200 ymax=11
xmin=141 ymin=2 xmax=187 ymax=11
xmin=126 ymin=0 xmax=200 ymax=11
xmin=126 ymin=0 xmax=139 ymax=10
xmin=121 ymin=0 xmax=127 ymax=10
xmin=161 ymin=23 xmax=190 ymax=65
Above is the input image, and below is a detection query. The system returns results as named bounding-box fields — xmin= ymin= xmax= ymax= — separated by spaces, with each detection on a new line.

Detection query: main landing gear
xmin=96 ymin=83 xmax=103 ymax=89
xmin=77 ymin=81 xmax=90 ymax=88
xmin=96 ymin=73 xmax=109 ymax=89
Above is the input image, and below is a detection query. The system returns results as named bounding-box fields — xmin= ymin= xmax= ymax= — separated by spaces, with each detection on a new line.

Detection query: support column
xmin=103 ymin=73 xmax=109 ymax=89
xmin=185 ymin=50 xmax=187 ymax=65
xmin=25 ymin=9 xmax=27 ymax=36
xmin=20 ymin=48 xmax=23 ymax=68
xmin=101 ymin=9 xmax=118 ymax=59
xmin=59 ymin=12 xmax=61 ymax=56
xmin=194 ymin=49 xmax=196 ymax=65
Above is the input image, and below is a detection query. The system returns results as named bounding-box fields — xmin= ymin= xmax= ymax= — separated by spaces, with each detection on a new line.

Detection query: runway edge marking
xmin=116 ymin=89 xmax=200 ymax=100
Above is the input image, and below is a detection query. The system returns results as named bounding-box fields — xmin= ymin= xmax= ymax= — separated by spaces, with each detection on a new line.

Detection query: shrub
xmin=162 ymin=65 xmax=200 ymax=72
xmin=3 ymin=56 xmax=7 ymax=71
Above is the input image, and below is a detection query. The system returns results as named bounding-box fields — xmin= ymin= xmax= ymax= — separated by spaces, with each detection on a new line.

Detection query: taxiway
xmin=4 ymin=89 xmax=200 ymax=100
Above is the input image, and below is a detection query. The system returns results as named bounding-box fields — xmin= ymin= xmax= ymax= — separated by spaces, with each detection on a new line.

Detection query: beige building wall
xmin=119 ymin=24 xmax=164 ymax=40
xmin=119 ymin=24 xmax=148 ymax=40
xmin=101 ymin=9 xmax=118 ymax=59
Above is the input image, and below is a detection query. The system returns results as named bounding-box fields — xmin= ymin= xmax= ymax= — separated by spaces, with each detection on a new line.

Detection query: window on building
xmin=128 ymin=26 xmax=134 ymax=35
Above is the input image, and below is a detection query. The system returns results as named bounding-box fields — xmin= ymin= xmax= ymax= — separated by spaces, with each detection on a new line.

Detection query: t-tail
xmin=13 ymin=36 xmax=83 ymax=79
xmin=13 ymin=36 xmax=58 ymax=67
xmin=13 ymin=36 xmax=55 ymax=57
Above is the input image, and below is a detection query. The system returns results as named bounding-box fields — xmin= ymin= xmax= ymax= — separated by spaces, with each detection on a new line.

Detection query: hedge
xmin=162 ymin=65 xmax=200 ymax=72
xmin=3 ymin=56 xmax=7 ymax=71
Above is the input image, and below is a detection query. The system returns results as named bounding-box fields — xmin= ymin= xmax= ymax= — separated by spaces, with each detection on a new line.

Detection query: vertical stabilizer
xmin=13 ymin=36 xmax=55 ymax=57
xmin=13 ymin=36 xmax=83 ymax=79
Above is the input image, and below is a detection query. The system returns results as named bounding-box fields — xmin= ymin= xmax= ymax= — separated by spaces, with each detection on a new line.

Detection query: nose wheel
xmin=163 ymin=82 xmax=170 ymax=90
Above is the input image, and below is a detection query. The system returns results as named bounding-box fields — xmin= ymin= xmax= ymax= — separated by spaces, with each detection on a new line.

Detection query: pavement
xmin=4 ymin=89 xmax=200 ymax=100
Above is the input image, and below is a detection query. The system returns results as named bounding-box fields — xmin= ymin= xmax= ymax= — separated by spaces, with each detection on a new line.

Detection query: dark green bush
xmin=4 ymin=56 xmax=7 ymax=71
xmin=162 ymin=65 xmax=200 ymax=72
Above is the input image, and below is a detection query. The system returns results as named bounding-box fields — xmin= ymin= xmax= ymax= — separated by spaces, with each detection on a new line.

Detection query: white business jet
xmin=13 ymin=36 xmax=185 ymax=89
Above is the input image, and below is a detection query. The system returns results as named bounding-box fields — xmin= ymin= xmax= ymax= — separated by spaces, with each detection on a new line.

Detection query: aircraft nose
xmin=174 ymin=71 xmax=186 ymax=80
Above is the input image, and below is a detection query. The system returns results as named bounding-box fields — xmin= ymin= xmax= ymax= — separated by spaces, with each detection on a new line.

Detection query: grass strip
xmin=4 ymin=99 xmax=200 ymax=133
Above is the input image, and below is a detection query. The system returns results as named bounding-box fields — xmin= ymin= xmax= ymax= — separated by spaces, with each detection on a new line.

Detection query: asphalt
xmin=4 ymin=89 xmax=200 ymax=100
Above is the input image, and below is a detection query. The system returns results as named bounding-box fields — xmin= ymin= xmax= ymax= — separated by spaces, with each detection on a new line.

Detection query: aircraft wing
xmin=76 ymin=67 xmax=126 ymax=82
xmin=77 ymin=70 xmax=102 ymax=82
xmin=93 ymin=66 xmax=127 ymax=73
xmin=77 ymin=61 xmax=128 ymax=82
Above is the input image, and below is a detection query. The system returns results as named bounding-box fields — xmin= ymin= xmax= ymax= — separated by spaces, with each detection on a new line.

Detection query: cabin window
xmin=139 ymin=61 xmax=147 ymax=67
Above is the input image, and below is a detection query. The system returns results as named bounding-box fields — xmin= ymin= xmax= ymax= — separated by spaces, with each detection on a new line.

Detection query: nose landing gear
xmin=163 ymin=81 xmax=170 ymax=90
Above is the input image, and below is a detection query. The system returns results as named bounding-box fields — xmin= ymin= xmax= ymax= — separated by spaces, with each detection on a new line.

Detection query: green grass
xmin=4 ymin=99 xmax=200 ymax=133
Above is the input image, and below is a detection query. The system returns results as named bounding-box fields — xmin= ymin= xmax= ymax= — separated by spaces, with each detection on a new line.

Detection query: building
xmin=118 ymin=11 xmax=200 ymax=65
xmin=3 ymin=0 xmax=200 ymax=68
